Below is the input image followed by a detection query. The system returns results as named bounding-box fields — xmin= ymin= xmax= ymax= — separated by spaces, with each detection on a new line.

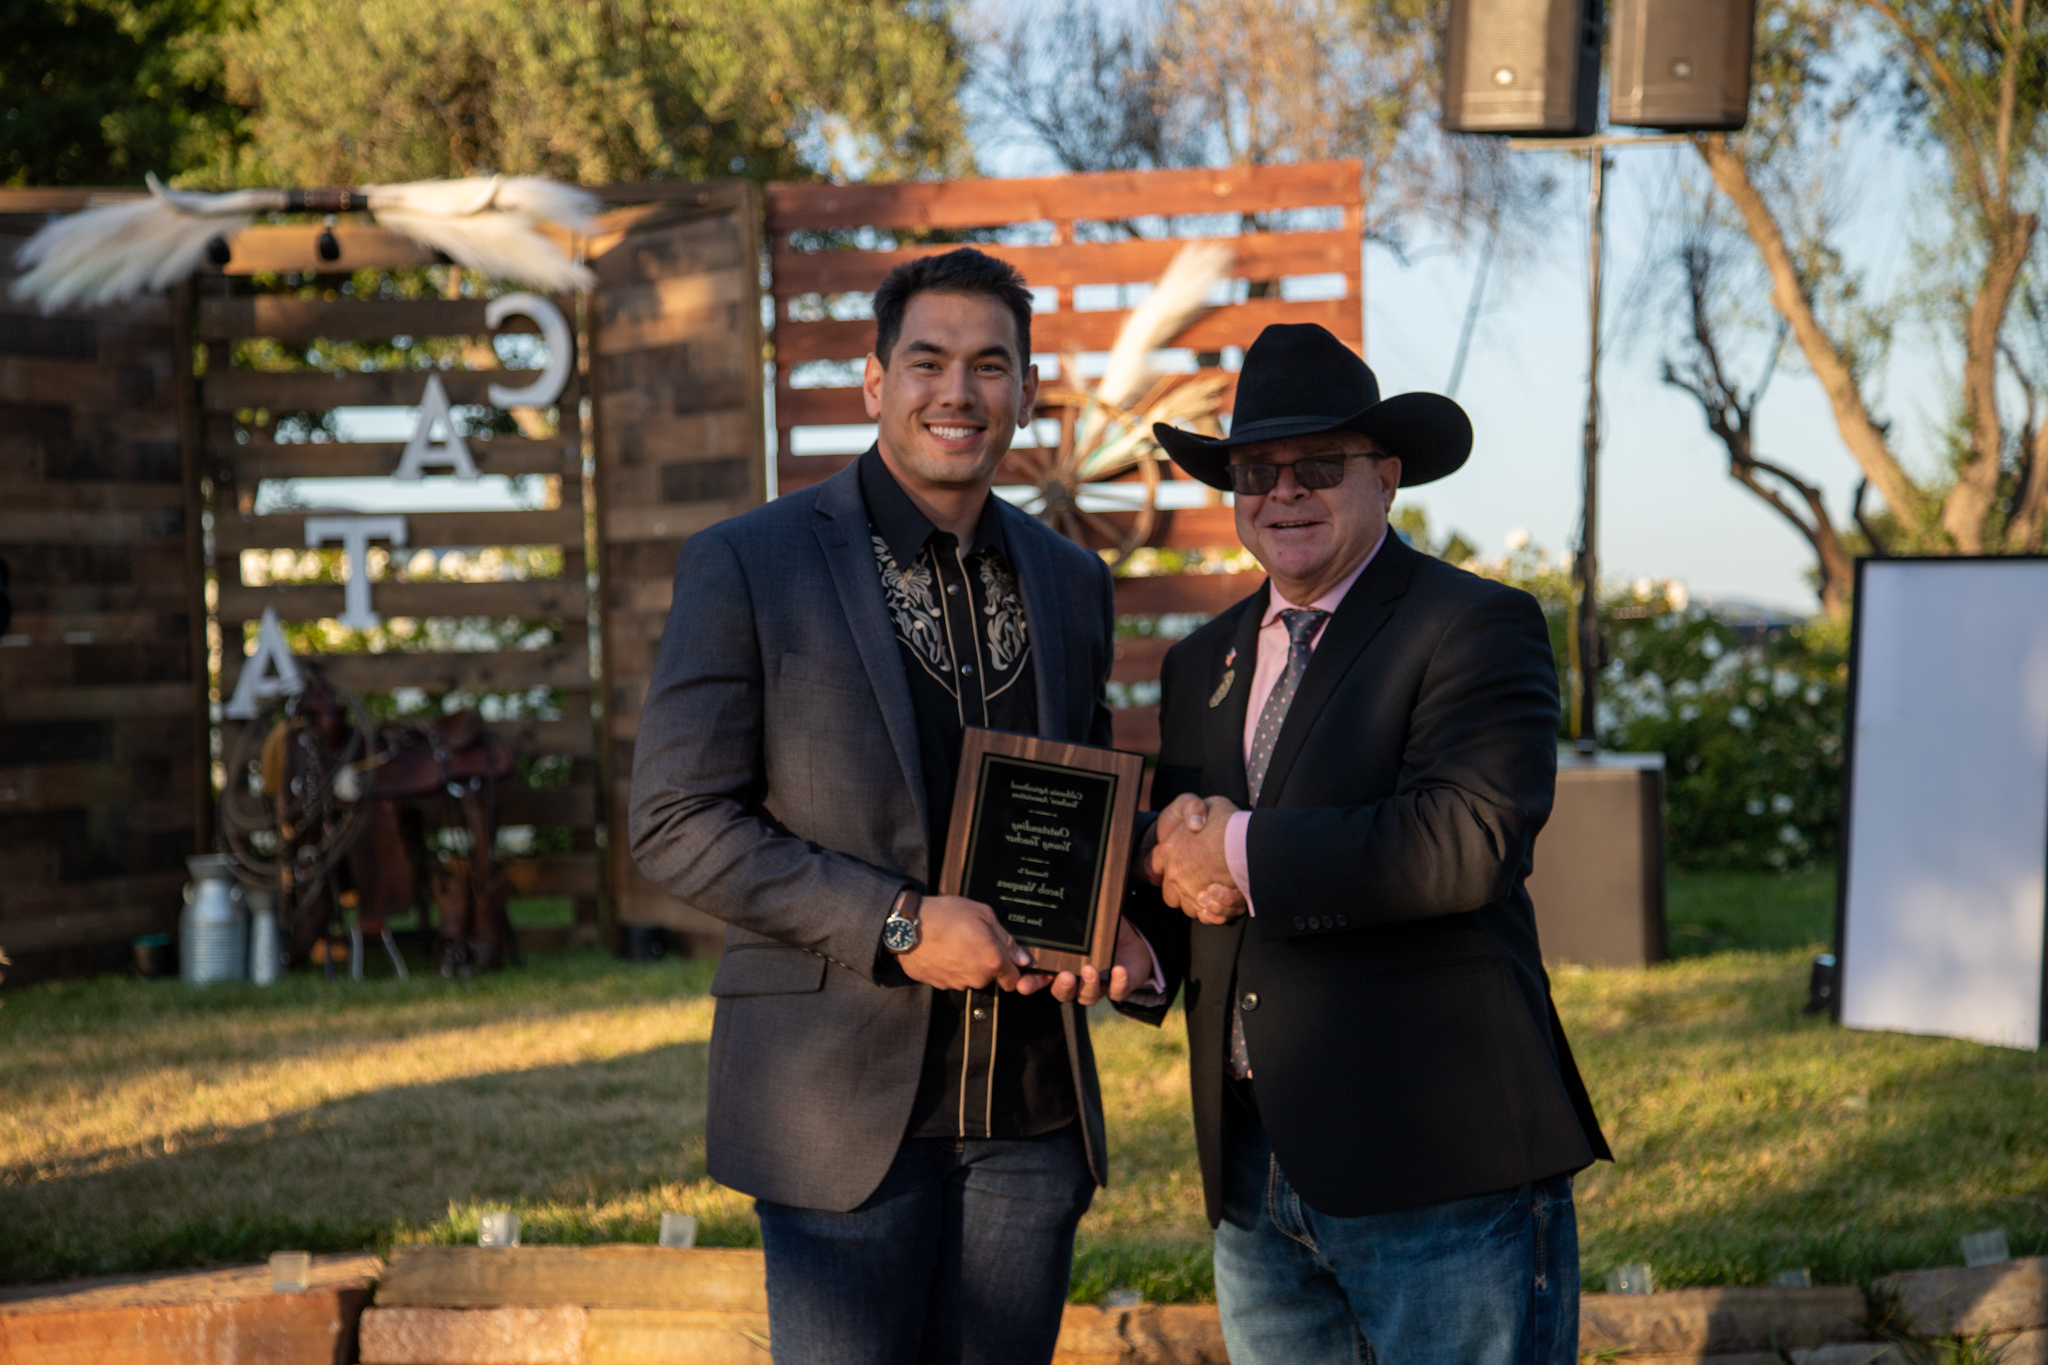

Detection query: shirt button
xmin=947 ymin=583 xmax=960 ymax=594
xmin=1293 ymin=917 xmax=1306 ymax=931
xmin=1240 ymin=991 xmax=1260 ymax=1011
xmin=960 ymin=664 xmax=974 ymax=675
xmin=971 ymin=1007 xmax=988 ymax=1021
xmin=1336 ymin=915 xmax=1348 ymax=928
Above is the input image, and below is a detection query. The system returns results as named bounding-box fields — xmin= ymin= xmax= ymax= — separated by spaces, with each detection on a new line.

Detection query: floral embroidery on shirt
xmin=978 ymin=554 xmax=1028 ymax=674
xmin=873 ymin=533 xmax=949 ymax=675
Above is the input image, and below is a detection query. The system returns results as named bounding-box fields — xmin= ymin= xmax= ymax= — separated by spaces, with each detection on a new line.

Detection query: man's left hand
xmin=1025 ymin=918 xmax=1156 ymax=1005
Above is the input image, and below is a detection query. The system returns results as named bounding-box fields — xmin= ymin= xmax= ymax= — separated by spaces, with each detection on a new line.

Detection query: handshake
xmin=1145 ymin=793 xmax=1250 ymax=926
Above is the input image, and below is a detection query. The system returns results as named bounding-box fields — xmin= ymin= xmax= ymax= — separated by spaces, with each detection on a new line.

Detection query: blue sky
xmin=1356 ymin=137 xmax=1933 ymax=614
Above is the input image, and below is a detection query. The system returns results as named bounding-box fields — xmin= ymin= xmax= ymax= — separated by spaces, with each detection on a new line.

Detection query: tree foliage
xmin=217 ymin=0 xmax=967 ymax=186
xmin=972 ymin=0 xmax=1553 ymax=256
xmin=1475 ymin=538 xmax=1848 ymax=872
xmin=6 ymin=0 xmax=968 ymax=188
xmin=1 ymin=0 xmax=249 ymax=186
xmin=1665 ymin=0 xmax=2048 ymax=612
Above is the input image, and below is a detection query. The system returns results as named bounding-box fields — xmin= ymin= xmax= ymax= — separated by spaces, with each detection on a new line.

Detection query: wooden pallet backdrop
xmin=0 ymin=194 xmax=210 ymax=984
xmin=587 ymin=185 xmax=768 ymax=952
xmin=766 ymin=160 xmax=1364 ymax=511
xmin=1 ymin=164 xmax=1358 ymax=970
xmin=204 ymin=247 xmax=602 ymax=940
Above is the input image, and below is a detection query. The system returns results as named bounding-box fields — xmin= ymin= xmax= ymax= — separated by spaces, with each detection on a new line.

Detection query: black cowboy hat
xmin=1153 ymin=323 xmax=1472 ymax=489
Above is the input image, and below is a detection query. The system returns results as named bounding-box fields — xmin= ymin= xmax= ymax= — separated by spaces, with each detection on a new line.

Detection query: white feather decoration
xmin=11 ymin=174 xmax=273 ymax=311
xmin=1078 ymin=240 xmax=1236 ymax=454
xmin=10 ymin=172 xmax=602 ymax=311
xmin=365 ymin=176 xmax=600 ymax=294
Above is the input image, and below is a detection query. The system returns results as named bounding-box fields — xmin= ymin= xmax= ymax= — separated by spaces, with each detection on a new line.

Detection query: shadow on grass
xmin=0 ymin=951 xmax=718 ymax=1098
xmin=0 ymin=1039 xmax=730 ymax=1285
xmin=1565 ymin=949 xmax=2048 ymax=1290
xmin=1664 ymin=868 xmax=1836 ymax=959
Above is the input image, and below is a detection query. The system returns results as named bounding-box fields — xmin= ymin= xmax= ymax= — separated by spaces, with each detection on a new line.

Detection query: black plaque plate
xmin=938 ymin=728 xmax=1146 ymax=974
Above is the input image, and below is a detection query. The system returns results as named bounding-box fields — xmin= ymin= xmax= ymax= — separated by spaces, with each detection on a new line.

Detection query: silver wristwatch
xmin=882 ymin=887 xmax=923 ymax=953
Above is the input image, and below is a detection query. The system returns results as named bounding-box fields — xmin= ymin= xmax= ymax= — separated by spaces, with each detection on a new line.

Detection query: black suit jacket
xmin=1125 ymin=534 xmax=1610 ymax=1223
xmin=629 ymin=463 xmax=1120 ymax=1211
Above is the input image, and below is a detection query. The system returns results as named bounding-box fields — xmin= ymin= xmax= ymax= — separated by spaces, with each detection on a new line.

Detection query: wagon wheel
xmin=218 ymin=682 xmax=378 ymax=901
xmin=1018 ymin=385 xmax=1164 ymax=565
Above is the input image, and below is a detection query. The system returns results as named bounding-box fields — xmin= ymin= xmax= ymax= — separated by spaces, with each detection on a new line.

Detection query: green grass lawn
xmin=3 ymin=870 xmax=2044 ymax=1302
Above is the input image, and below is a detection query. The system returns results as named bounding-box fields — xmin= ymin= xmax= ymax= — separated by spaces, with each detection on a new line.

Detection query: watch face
xmin=882 ymin=915 xmax=920 ymax=953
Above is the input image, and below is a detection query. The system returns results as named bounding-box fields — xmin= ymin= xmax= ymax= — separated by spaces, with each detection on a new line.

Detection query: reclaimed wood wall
xmin=766 ymin=159 xmax=1364 ymax=519
xmin=201 ymin=236 xmax=601 ymax=939
xmin=587 ymin=185 xmax=766 ymax=953
xmin=0 ymin=167 xmax=1327 ymax=970
xmin=0 ymin=195 xmax=209 ymax=984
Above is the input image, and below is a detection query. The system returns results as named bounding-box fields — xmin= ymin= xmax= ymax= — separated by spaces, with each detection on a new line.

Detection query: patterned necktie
xmin=1245 ymin=609 xmax=1329 ymax=805
xmin=1229 ymin=606 xmax=1329 ymax=1082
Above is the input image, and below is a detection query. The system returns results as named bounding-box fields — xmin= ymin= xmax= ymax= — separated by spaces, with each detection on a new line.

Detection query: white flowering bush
xmin=1600 ymin=609 xmax=1847 ymax=871
xmin=1469 ymin=544 xmax=1848 ymax=871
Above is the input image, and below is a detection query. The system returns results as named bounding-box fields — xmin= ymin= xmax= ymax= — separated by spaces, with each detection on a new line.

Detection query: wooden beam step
xmin=374 ymin=1246 xmax=770 ymax=1313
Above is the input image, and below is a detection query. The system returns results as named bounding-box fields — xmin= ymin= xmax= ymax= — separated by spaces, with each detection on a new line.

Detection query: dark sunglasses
xmin=1224 ymin=454 xmax=1369 ymax=497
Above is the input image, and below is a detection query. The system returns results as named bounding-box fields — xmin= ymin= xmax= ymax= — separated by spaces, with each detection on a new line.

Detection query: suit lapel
xmin=1255 ymin=534 xmax=1418 ymax=808
xmin=812 ymin=466 xmax=929 ymax=842
xmin=1205 ymin=588 xmax=1266 ymax=807
xmin=1001 ymin=510 xmax=1075 ymax=740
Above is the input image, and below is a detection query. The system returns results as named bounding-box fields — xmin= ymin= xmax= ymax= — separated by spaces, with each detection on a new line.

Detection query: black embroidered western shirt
xmin=858 ymin=447 xmax=1079 ymax=1141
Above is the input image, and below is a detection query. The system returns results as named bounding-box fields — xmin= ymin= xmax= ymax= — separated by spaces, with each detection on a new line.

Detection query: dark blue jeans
xmin=1215 ymin=1105 xmax=1579 ymax=1365
xmin=754 ymin=1123 xmax=1095 ymax=1365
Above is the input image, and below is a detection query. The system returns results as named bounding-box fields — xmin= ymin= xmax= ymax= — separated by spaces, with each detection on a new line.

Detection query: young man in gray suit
xmin=630 ymin=248 xmax=1158 ymax=1365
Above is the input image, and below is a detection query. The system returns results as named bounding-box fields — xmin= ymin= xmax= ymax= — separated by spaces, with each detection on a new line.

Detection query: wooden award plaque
xmin=938 ymin=727 xmax=1146 ymax=976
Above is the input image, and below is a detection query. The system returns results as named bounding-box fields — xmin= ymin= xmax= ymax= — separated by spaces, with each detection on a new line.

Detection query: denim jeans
xmin=754 ymin=1122 xmax=1095 ymax=1365
xmin=1214 ymin=1103 xmax=1579 ymax=1365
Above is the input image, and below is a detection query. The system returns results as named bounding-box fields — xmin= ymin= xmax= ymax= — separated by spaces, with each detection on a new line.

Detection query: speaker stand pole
xmin=1507 ymin=132 xmax=1689 ymax=759
xmin=1577 ymin=148 xmax=1608 ymax=758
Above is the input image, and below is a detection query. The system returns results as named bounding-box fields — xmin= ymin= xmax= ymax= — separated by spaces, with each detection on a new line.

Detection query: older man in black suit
xmin=1133 ymin=324 xmax=1611 ymax=1364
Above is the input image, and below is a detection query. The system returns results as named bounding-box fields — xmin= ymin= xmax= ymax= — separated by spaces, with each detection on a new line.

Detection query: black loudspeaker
xmin=1608 ymin=0 xmax=1757 ymax=130
xmin=1441 ymin=0 xmax=1603 ymax=137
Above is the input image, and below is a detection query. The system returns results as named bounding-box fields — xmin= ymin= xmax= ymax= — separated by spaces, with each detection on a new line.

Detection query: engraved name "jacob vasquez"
xmin=993 ymin=876 xmax=1067 ymax=902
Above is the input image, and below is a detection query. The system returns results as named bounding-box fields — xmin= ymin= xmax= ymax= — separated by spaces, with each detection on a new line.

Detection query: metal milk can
xmin=245 ymin=888 xmax=281 ymax=986
xmin=181 ymin=854 xmax=248 ymax=986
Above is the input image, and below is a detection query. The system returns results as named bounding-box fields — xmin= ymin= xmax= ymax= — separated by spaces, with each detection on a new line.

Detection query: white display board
xmin=1840 ymin=558 xmax=2048 ymax=1050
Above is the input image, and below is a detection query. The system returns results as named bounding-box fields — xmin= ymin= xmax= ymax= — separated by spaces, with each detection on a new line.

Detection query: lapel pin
xmin=1209 ymin=669 xmax=1235 ymax=708
xmin=1224 ymin=647 xmax=1237 ymax=667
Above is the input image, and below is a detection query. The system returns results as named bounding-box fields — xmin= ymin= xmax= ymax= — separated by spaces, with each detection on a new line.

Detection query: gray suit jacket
xmin=629 ymin=461 xmax=1120 ymax=1212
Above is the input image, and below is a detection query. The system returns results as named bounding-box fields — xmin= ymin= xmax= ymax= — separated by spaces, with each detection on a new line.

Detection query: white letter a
xmin=393 ymin=373 xmax=479 ymax=480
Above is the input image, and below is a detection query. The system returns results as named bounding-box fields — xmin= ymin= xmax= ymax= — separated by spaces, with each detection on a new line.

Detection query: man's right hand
xmin=1150 ymin=794 xmax=1249 ymax=922
xmin=896 ymin=895 xmax=1033 ymax=991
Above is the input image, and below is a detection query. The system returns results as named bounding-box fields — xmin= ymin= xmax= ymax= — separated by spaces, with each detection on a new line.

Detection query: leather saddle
xmin=364 ymin=710 xmax=515 ymax=802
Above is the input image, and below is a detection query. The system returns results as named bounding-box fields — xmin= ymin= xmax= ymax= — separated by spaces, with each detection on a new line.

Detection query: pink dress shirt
xmin=1221 ymin=530 xmax=1387 ymax=913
